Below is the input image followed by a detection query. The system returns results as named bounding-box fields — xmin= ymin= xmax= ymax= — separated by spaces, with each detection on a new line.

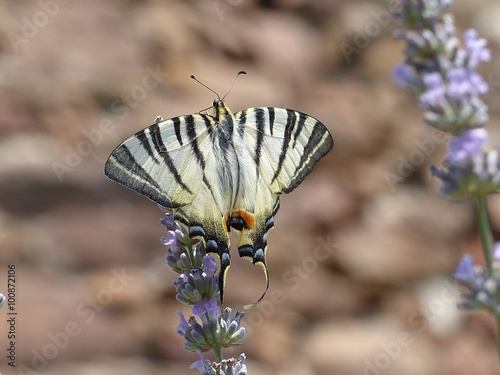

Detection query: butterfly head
xmin=212 ymin=99 xmax=233 ymax=118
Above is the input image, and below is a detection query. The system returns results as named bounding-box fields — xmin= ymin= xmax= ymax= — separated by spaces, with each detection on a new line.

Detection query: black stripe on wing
xmin=136 ymin=129 xmax=160 ymax=164
xmin=185 ymin=115 xmax=206 ymax=169
xmin=105 ymin=144 xmax=162 ymax=191
xmin=200 ymin=114 xmax=216 ymax=139
xmin=105 ymin=144 xmax=181 ymax=208
xmin=185 ymin=115 xmax=216 ymax=194
xmin=173 ymin=117 xmax=183 ymax=146
xmin=149 ymin=122 xmax=194 ymax=195
xmin=267 ymin=107 xmax=275 ymax=136
xmin=270 ymin=109 xmax=296 ymax=185
xmin=292 ymin=113 xmax=307 ymax=148
xmin=254 ymin=108 xmax=266 ymax=170
xmin=284 ymin=120 xmax=333 ymax=193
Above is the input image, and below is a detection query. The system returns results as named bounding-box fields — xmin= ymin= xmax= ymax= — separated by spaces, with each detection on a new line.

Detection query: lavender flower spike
xmin=162 ymin=211 xmax=247 ymax=373
xmin=394 ymin=0 xmax=500 ymax=355
xmin=431 ymin=128 xmax=500 ymax=200
xmin=393 ymin=0 xmax=491 ymax=134
xmin=452 ymin=250 xmax=500 ymax=313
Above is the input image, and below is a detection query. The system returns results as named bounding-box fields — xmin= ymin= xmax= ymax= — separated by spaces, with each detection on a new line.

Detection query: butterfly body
xmin=105 ymin=99 xmax=333 ymax=302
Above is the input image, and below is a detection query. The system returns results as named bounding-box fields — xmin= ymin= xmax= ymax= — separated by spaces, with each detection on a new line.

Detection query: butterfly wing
xmin=236 ymin=107 xmax=333 ymax=195
xmin=232 ymin=107 xmax=333 ymax=301
xmin=105 ymin=113 xmax=232 ymax=254
xmin=105 ymin=115 xmax=210 ymax=208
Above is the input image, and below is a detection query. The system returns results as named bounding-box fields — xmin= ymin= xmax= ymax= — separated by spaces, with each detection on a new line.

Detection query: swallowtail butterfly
xmin=104 ymin=81 xmax=333 ymax=303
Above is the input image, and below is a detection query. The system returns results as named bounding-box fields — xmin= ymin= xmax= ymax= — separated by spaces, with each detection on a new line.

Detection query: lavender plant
xmin=393 ymin=0 xmax=500 ymax=355
xmin=161 ymin=213 xmax=247 ymax=374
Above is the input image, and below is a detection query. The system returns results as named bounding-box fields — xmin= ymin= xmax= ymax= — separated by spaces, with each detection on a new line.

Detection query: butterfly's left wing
xmin=232 ymin=107 xmax=333 ymax=301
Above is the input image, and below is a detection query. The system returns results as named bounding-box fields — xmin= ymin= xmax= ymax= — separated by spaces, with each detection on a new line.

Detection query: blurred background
xmin=1 ymin=0 xmax=500 ymax=374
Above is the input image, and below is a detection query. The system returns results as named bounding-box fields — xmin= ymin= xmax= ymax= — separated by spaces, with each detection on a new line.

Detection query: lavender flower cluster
xmin=454 ymin=245 xmax=500 ymax=313
xmin=393 ymin=1 xmax=490 ymax=134
xmin=393 ymin=0 xmax=500 ymax=319
xmin=161 ymin=213 xmax=247 ymax=375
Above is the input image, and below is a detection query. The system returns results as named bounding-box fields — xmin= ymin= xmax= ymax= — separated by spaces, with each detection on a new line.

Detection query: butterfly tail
xmin=236 ymin=210 xmax=277 ymax=307
xmin=205 ymin=236 xmax=231 ymax=304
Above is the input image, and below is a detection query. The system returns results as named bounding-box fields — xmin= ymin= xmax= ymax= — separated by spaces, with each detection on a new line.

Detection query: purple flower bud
xmin=420 ymin=72 xmax=446 ymax=108
xmin=160 ymin=213 xmax=176 ymax=231
xmin=202 ymin=255 xmax=218 ymax=277
xmin=446 ymin=68 xmax=471 ymax=99
xmin=447 ymin=128 xmax=488 ymax=162
xmin=176 ymin=310 xmax=190 ymax=335
xmin=454 ymin=254 xmax=476 ymax=283
xmin=463 ymin=29 xmax=491 ymax=68
xmin=161 ymin=230 xmax=177 ymax=246
xmin=494 ymin=243 xmax=500 ymax=262
xmin=393 ymin=64 xmax=419 ymax=89
xmin=447 ymin=68 xmax=488 ymax=99
xmin=468 ymin=71 xmax=489 ymax=95
xmin=189 ymin=350 xmax=208 ymax=372
xmin=193 ymin=298 xmax=219 ymax=324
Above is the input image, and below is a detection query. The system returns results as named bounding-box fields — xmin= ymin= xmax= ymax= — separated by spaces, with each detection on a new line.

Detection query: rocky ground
xmin=1 ymin=0 xmax=500 ymax=374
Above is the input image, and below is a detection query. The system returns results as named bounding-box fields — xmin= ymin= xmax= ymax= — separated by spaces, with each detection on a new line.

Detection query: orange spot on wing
xmin=223 ymin=210 xmax=256 ymax=231
xmin=233 ymin=210 xmax=255 ymax=229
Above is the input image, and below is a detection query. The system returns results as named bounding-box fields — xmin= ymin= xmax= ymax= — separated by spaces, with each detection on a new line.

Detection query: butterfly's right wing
xmin=231 ymin=107 xmax=333 ymax=303
xmin=105 ymin=114 xmax=214 ymax=209
xmin=236 ymin=107 xmax=333 ymax=195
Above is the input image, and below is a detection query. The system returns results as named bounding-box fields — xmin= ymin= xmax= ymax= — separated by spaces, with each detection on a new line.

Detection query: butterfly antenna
xmin=191 ymin=75 xmax=220 ymax=100
xmin=222 ymin=71 xmax=247 ymax=100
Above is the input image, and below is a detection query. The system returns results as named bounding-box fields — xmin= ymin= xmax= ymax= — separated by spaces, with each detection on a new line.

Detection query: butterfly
xmin=105 ymin=93 xmax=333 ymax=303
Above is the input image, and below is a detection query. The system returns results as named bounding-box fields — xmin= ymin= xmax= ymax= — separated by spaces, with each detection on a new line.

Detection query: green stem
xmin=473 ymin=196 xmax=500 ymax=356
xmin=497 ymin=315 xmax=500 ymax=359
xmin=474 ymin=195 xmax=493 ymax=274
xmin=213 ymin=341 xmax=223 ymax=363
xmin=207 ymin=312 xmax=223 ymax=362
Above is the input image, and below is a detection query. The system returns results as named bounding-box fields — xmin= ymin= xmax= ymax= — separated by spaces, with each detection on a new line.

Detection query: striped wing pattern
xmin=104 ymin=99 xmax=333 ymax=303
